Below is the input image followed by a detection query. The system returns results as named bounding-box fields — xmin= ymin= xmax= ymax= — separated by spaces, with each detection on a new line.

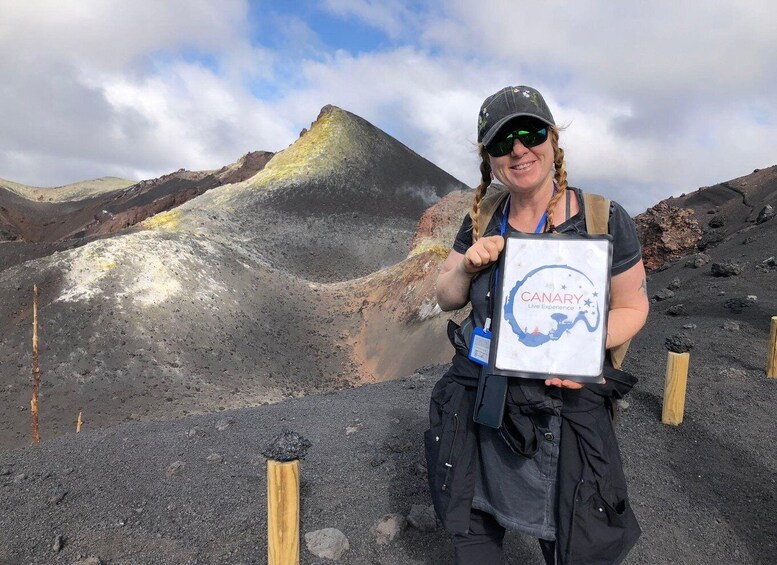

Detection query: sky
xmin=1 ymin=0 xmax=775 ymax=214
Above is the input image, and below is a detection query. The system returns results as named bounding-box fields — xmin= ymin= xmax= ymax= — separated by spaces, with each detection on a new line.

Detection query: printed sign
xmin=490 ymin=234 xmax=612 ymax=381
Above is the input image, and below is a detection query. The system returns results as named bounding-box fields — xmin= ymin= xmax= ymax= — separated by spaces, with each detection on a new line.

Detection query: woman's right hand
xmin=436 ymin=235 xmax=505 ymax=311
xmin=461 ymin=235 xmax=505 ymax=275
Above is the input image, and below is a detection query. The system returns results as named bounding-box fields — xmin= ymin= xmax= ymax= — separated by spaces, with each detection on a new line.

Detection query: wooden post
xmin=267 ymin=459 xmax=300 ymax=565
xmin=768 ymin=316 xmax=777 ymax=378
xmin=662 ymin=351 xmax=690 ymax=425
xmin=31 ymin=285 xmax=41 ymax=443
xmin=77 ymin=411 xmax=83 ymax=433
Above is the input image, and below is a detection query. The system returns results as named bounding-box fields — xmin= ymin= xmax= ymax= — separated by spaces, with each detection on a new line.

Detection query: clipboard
xmin=489 ymin=232 xmax=613 ymax=383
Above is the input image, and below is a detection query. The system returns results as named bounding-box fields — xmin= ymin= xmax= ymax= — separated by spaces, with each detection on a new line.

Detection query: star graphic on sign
xmin=584 ymin=299 xmax=592 ymax=306
xmin=561 ymin=285 xmax=567 ymax=290
xmin=593 ymin=291 xmax=599 ymax=297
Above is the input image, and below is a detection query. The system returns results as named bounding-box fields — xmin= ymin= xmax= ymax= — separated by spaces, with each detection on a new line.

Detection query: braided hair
xmin=469 ymin=144 xmax=492 ymax=241
xmin=470 ymin=125 xmax=567 ymax=240
xmin=545 ymin=127 xmax=568 ymax=232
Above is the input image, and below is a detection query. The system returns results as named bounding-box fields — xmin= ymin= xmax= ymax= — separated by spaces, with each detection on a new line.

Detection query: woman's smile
xmin=510 ymin=160 xmax=536 ymax=172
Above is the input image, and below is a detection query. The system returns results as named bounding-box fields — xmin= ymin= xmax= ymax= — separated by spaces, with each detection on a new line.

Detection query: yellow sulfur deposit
xmin=143 ymin=209 xmax=182 ymax=231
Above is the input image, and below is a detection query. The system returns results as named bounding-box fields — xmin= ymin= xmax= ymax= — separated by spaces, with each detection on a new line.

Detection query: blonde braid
xmin=470 ymin=145 xmax=492 ymax=241
xmin=545 ymin=127 xmax=568 ymax=232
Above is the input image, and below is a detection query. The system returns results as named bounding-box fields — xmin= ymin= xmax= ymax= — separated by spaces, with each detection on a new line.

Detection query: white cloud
xmin=101 ymin=62 xmax=295 ymax=172
xmin=416 ymin=0 xmax=777 ymax=210
xmin=321 ymin=0 xmax=417 ymax=39
xmin=0 ymin=0 xmax=775 ymax=215
xmin=0 ymin=0 xmax=250 ymax=70
xmin=0 ymin=0 xmax=284 ymax=185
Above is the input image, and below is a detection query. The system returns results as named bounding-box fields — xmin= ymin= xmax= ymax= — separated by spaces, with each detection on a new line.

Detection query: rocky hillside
xmin=635 ymin=165 xmax=777 ymax=270
xmin=0 ymin=151 xmax=272 ymax=245
xmin=0 ymin=106 xmax=467 ymax=452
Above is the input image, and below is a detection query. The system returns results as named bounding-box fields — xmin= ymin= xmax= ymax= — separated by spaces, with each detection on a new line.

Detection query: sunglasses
xmin=485 ymin=123 xmax=549 ymax=157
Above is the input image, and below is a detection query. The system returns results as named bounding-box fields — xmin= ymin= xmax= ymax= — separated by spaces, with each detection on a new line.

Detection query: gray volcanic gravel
xmin=3 ymin=350 xmax=777 ymax=564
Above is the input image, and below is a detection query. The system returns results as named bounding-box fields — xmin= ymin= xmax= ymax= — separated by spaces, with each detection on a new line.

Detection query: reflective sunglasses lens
xmin=520 ymin=127 xmax=548 ymax=147
xmin=487 ymin=138 xmax=514 ymax=157
xmin=486 ymin=126 xmax=548 ymax=157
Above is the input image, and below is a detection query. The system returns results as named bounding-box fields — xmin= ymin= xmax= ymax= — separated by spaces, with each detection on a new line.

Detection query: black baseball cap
xmin=477 ymin=86 xmax=555 ymax=145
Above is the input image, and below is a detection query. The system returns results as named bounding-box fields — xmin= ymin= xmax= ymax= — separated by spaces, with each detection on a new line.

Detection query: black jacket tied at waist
xmin=425 ymin=322 xmax=641 ymax=564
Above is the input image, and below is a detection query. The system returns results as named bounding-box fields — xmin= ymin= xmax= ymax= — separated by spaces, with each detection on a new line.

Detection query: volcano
xmin=0 ymin=105 xmax=467 ymax=451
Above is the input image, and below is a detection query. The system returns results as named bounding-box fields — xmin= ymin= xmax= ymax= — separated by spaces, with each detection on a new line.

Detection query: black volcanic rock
xmin=262 ymin=430 xmax=311 ymax=461
xmin=666 ymin=304 xmax=687 ymax=316
xmin=756 ymin=257 xmax=777 ymax=272
xmin=652 ymin=288 xmax=675 ymax=301
xmin=685 ymin=253 xmax=711 ymax=268
xmin=665 ymin=333 xmax=694 ymax=353
xmin=723 ymin=297 xmax=753 ymax=313
xmin=757 ymin=204 xmax=775 ymax=224
xmin=698 ymin=228 xmax=726 ymax=250
xmin=711 ymin=261 xmax=743 ymax=277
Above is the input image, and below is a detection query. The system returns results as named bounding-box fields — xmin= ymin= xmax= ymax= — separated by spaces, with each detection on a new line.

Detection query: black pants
xmin=453 ymin=509 xmax=556 ymax=565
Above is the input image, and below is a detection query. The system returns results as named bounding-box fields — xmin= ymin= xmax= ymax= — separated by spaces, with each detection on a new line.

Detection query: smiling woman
xmin=428 ymin=84 xmax=649 ymax=565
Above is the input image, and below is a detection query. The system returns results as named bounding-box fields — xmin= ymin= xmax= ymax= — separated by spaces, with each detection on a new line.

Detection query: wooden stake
xmin=77 ymin=411 xmax=83 ymax=433
xmin=767 ymin=316 xmax=777 ymax=379
xmin=267 ymin=459 xmax=300 ymax=565
xmin=662 ymin=351 xmax=690 ymax=425
xmin=31 ymin=285 xmax=41 ymax=444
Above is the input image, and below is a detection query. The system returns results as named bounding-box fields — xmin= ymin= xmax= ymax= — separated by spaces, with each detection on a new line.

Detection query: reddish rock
xmin=634 ymin=202 xmax=702 ymax=271
xmin=410 ymin=190 xmax=472 ymax=253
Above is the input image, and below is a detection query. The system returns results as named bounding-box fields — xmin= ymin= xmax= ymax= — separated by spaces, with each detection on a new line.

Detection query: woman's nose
xmin=511 ymin=138 xmax=529 ymax=155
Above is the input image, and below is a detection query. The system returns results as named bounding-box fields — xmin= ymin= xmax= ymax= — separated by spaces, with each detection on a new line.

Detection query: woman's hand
xmin=461 ymin=235 xmax=505 ymax=275
xmin=544 ymin=377 xmax=584 ymax=389
xmin=436 ymin=235 xmax=505 ymax=311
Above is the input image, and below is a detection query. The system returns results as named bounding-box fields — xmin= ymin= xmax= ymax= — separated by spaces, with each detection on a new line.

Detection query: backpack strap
xmin=583 ymin=192 xmax=610 ymax=235
xmin=582 ymin=192 xmax=630 ymax=370
xmin=472 ymin=186 xmax=510 ymax=239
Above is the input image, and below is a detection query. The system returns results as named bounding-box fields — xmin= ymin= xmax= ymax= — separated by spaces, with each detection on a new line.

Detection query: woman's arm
xmin=435 ymin=235 xmax=505 ymax=311
xmin=606 ymin=260 xmax=649 ymax=349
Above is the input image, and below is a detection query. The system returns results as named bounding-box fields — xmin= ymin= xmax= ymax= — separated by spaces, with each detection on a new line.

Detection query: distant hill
xmin=0 ymin=176 xmax=135 ymax=202
xmin=0 ymin=152 xmax=273 ymax=245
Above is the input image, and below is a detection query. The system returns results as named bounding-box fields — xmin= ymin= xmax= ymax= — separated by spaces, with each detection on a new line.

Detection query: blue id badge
xmin=468 ymin=327 xmax=492 ymax=366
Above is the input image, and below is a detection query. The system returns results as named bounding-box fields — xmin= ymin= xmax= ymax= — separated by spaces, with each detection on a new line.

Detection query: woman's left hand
xmin=545 ymin=378 xmax=584 ymax=389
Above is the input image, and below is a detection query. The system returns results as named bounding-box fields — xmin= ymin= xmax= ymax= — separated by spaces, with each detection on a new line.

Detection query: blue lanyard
xmin=487 ymin=187 xmax=555 ymax=331
xmin=498 ymin=195 xmax=550 ymax=236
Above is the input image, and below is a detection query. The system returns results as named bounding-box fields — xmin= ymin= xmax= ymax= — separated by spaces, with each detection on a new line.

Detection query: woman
xmin=426 ymin=86 xmax=649 ymax=564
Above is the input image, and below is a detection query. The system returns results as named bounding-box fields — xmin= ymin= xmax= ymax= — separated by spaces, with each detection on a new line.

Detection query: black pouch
xmin=473 ymin=368 xmax=508 ymax=428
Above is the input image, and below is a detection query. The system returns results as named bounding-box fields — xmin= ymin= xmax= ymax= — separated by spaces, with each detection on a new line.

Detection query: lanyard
xmin=499 ymin=195 xmax=549 ymax=236
xmin=486 ymin=186 xmax=555 ymax=331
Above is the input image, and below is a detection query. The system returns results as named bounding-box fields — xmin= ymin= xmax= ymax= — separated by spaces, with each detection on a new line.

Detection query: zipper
xmin=565 ymin=478 xmax=584 ymax=562
xmin=440 ymin=412 xmax=460 ymax=492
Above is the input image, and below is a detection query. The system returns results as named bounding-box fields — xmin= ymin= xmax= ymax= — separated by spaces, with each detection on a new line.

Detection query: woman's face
xmin=488 ymin=123 xmax=555 ymax=196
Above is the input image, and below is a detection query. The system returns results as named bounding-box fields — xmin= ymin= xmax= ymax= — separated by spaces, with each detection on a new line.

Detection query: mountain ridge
xmin=0 ymin=104 xmax=467 ymax=452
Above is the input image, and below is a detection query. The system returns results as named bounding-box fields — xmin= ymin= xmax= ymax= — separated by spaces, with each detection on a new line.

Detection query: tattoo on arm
xmin=639 ymin=278 xmax=647 ymax=296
